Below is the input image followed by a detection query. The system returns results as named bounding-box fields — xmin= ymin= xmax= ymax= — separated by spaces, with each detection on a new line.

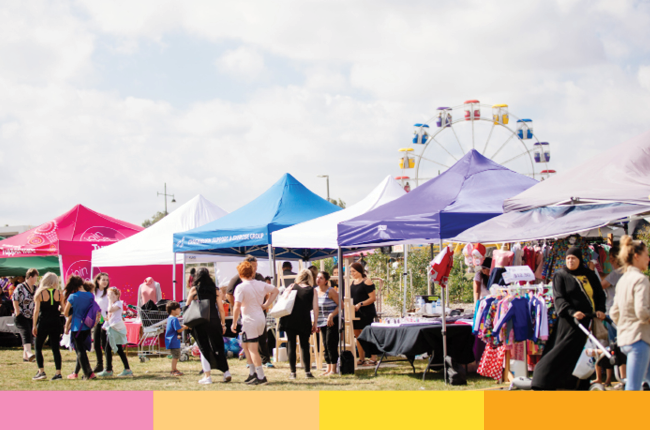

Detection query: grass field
xmin=0 ymin=346 xmax=500 ymax=391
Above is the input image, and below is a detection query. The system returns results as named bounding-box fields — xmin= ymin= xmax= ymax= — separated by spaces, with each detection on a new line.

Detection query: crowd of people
xmin=11 ymin=236 xmax=649 ymax=391
xmin=527 ymin=236 xmax=650 ymax=391
xmin=3 ymin=254 xmax=380 ymax=387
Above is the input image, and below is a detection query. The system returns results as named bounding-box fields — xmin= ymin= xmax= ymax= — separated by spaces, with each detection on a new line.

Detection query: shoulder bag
xmin=269 ymin=284 xmax=297 ymax=319
xmin=183 ymin=293 xmax=211 ymax=328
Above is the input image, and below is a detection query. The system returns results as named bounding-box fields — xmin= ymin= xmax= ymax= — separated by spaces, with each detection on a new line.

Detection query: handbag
xmin=338 ymin=350 xmax=355 ymax=375
xmin=183 ymin=298 xmax=211 ymax=328
xmin=269 ymin=285 xmax=297 ymax=319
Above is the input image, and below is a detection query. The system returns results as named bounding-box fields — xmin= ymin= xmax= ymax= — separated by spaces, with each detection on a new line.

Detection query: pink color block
xmin=0 ymin=391 xmax=153 ymax=429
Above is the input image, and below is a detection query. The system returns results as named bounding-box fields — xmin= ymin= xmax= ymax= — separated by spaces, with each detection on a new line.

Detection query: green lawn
xmin=0 ymin=347 xmax=499 ymax=391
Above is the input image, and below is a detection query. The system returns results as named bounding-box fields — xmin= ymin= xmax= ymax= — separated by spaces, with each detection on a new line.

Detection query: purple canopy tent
xmin=336 ymin=150 xmax=538 ymax=381
xmin=337 ymin=150 xmax=538 ymax=247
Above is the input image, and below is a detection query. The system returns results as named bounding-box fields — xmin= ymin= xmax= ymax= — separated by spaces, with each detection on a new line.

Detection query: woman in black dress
xmin=350 ymin=262 xmax=377 ymax=365
xmin=532 ymin=246 xmax=606 ymax=390
xmin=186 ymin=268 xmax=230 ymax=384
xmin=279 ymin=269 xmax=319 ymax=379
xmin=31 ymin=272 xmax=63 ymax=381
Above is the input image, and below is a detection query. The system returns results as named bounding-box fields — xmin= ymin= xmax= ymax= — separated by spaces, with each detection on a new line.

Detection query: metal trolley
xmin=138 ymin=309 xmax=169 ymax=362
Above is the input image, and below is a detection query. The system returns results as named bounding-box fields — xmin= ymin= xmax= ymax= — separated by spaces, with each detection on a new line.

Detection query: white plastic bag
xmin=269 ymin=289 xmax=297 ymax=319
xmin=572 ymin=338 xmax=597 ymax=379
xmin=60 ymin=332 xmax=71 ymax=349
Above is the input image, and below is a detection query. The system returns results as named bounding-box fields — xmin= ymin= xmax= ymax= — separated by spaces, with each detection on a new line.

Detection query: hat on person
xmin=481 ymin=257 xmax=492 ymax=269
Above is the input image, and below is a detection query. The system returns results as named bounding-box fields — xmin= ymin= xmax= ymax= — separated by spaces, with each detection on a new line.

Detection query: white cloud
xmin=638 ymin=66 xmax=650 ymax=91
xmin=215 ymin=47 xmax=265 ymax=81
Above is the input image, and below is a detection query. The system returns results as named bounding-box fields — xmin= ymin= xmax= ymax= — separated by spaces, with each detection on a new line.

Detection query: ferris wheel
xmin=399 ymin=101 xmax=553 ymax=188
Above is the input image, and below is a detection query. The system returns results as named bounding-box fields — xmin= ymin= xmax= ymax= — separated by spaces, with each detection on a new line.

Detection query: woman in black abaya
xmin=531 ymin=246 xmax=606 ymax=390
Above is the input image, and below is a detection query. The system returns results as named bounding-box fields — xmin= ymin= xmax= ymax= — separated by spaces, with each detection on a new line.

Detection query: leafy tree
xmin=330 ymin=198 xmax=346 ymax=209
xmin=142 ymin=211 xmax=166 ymax=228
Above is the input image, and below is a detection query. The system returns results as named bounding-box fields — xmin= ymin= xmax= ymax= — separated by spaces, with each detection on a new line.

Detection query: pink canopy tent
xmin=0 ymin=204 xmax=143 ymax=283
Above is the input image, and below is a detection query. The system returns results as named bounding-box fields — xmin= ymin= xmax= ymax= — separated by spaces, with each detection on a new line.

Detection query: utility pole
xmin=318 ymin=175 xmax=330 ymax=203
xmin=157 ymin=183 xmax=176 ymax=215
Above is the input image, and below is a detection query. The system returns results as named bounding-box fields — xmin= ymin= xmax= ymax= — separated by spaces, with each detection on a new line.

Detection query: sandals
xmin=367 ymin=359 xmax=378 ymax=365
xmin=356 ymin=359 xmax=367 ymax=366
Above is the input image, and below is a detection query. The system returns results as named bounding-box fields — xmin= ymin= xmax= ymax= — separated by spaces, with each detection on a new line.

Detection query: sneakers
xmin=244 ymin=374 xmax=257 ymax=383
xmin=67 ymin=373 xmax=78 ymax=380
xmin=289 ymin=372 xmax=297 ymax=380
xmin=305 ymin=372 xmax=315 ymax=379
xmin=170 ymin=370 xmax=184 ymax=376
xmin=32 ymin=371 xmax=47 ymax=381
xmin=51 ymin=374 xmax=62 ymax=381
xmin=223 ymin=375 xmax=232 ymax=383
xmin=96 ymin=370 xmax=113 ymax=377
xmin=92 ymin=365 xmax=104 ymax=374
xmin=198 ymin=376 xmax=213 ymax=385
xmin=82 ymin=373 xmax=97 ymax=380
xmin=24 ymin=355 xmax=36 ymax=363
xmin=264 ymin=362 xmax=275 ymax=368
xmin=252 ymin=376 xmax=268 ymax=385
xmin=117 ymin=369 xmax=133 ymax=377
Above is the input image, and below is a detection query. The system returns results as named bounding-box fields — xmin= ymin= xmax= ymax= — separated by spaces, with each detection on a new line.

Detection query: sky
xmin=1 ymin=0 xmax=650 ymax=227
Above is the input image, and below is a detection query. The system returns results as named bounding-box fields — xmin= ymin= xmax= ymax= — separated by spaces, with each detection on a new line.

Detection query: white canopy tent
xmin=271 ymin=175 xmax=406 ymax=251
xmin=93 ymin=195 xmax=229 ymax=267
xmin=92 ymin=195 xmax=268 ymax=301
xmin=504 ymin=129 xmax=650 ymax=212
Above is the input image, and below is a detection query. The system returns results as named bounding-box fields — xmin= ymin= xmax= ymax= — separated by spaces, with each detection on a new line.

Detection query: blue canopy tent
xmin=336 ymin=150 xmax=538 ymax=381
xmin=173 ymin=174 xmax=341 ymax=279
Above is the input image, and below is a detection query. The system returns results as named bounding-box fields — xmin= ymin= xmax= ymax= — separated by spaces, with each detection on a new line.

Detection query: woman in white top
xmin=231 ymin=261 xmax=278 ymax=386
xmin=610 ymin=236 xmax=650 ymax=391
xmin=473 ymin=257 xmax=492 ymax=303
xmin=92 ymin=272 xmax=110 ymax=374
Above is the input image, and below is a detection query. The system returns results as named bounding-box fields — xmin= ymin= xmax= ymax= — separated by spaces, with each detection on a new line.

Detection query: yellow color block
xmin=320 ymin=391 xmax=484 ymax=430
xmin=154 ymin=391 xmax=319 ymax=430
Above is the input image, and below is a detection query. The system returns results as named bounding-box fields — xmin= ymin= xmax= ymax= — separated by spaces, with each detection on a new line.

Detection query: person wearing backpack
xmin=64 ymin=276 xmax=99 ymax=380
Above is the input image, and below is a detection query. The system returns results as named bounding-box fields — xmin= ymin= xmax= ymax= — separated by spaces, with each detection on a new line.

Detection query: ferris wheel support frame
xmin=412 ymin=103 xmax=545 ymax=187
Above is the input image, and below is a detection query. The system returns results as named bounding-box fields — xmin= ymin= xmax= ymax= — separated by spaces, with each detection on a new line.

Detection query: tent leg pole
xmin=172 ymin=253 xmax=177 ymax=302
xmin=440 ymin=238 xmax=447 ymax=384
xmin=58 ymin=255 xmax=65 ymax=284
xmin=403 ymin=244 xmax=408 ymax=318
xmin=337 ymin=247 xmax=343 ymax=375
xmin=268 ymin=246 xmax=276 ymax=285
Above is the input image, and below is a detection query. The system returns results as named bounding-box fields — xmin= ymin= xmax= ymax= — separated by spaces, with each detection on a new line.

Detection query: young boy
xmin=165 ymin=301 xmax=188 ymax=376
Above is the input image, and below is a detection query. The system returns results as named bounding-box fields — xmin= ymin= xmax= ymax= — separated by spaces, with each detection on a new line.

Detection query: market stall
xmin=0 ymin=205 xmax=142 ymax=282
xmin=172 ymin=173 xmax=342 ymax=273
xmin=91 ymin=195 xmax=239 ymax=304
xmin=336 ymin=150 xmax=539 ymax=380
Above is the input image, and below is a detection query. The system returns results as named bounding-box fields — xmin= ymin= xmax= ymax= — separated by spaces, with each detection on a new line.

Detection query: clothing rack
xmin=491 ymin=284 xmax=551 ymax=383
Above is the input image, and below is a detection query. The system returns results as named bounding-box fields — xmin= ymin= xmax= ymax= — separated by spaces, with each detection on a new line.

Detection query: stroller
xmin=510 ymin=315 xmax=622 ymax=391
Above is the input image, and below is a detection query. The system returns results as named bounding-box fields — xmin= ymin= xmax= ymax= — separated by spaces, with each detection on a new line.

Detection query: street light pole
xmin=157 ymin=183 xmax=176 ymax=215
xmin=318 ymin=175 xmax=330 ymax=203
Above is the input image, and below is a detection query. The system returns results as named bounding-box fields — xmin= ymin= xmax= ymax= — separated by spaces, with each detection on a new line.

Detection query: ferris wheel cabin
xmin=436 ymin=107 xmax=452 ymax=127
xmin=464 ymin=100 xmax=481 ymax=120
xmin=492 ymin=104 xmax=509 ymax=125
xmin=412 ymin=123 xmax=430 ymax=144
xmin=534 ymin=142 xmax=551 ymax=163
xmin=517 ymin=119 xmax=533 ymax=139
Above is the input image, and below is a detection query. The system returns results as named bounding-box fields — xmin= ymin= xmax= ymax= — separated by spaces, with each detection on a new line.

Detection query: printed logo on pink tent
xmin=80 ymin=226 xmax=126 ymax=242
xmin=24 ymin=220 xmax=59 ymax=248
xmin=65 ymin=260 xmax=102 ymax=281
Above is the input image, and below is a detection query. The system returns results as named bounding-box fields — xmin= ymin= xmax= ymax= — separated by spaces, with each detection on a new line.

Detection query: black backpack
xmin=445 ymin=355 xmax=467 ymax=386
xmin=338 ymin=350 xmax=355 ymax=375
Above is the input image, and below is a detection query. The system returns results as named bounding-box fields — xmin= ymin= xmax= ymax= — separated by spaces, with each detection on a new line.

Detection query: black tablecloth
xmin=357 ymin=323 xmax=475 ymax=365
